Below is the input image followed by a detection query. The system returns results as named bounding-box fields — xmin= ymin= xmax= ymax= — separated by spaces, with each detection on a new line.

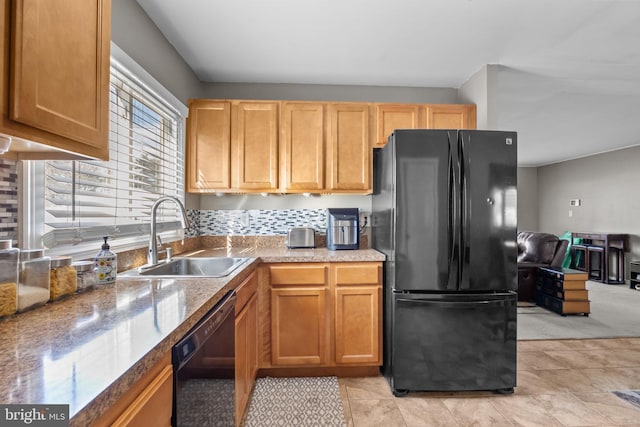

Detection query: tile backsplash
xmin=196 ymin=209 xmax=328 ymax=236
xmin=0 ymin=159 xmax=18 ymax=242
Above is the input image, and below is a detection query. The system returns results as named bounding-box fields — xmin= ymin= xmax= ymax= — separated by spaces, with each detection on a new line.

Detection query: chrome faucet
xmin=148 ymin=196 xmax=191 ymax=266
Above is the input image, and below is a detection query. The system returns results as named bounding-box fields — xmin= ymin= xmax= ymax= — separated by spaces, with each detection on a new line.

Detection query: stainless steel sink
xmin=120 ymin=257 xmax=251 ymax=278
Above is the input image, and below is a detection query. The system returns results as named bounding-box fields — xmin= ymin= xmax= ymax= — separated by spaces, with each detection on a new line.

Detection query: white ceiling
xmin=136 ymin=0 xmax=640 ymax=167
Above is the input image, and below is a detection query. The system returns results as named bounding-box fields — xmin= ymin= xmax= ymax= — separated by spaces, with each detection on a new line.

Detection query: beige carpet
xmin=245 ymin=376 xmax=346 ymax=426
xmin=518 ymin=281 xmax=640 ymax=340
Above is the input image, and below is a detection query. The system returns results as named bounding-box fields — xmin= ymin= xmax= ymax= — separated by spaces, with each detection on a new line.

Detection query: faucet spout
xmin=148 ymin=196 xmax=191 ymax=265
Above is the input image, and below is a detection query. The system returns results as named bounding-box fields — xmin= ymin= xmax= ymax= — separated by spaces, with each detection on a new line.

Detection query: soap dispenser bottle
xmin=94 ymin=236 xmax=117 ymax=284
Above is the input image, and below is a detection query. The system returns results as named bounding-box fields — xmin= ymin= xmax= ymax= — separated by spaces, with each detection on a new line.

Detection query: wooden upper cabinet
xmin=280 ymin=102 xmax=325 ymax=192
xmin=327 ymin=103 xmax=371 ymax=193
xmin=184 ymin=99 xmax=475 ymax=193
xmin=0 ymin=0 xmax=111 ymax=160
xmin=232 ymin=101 xmax=279 ymax=191
xmin=374 ymin=103 xmax=422 ymax=147
xmin=425 ymin=104 xmax=476 ymax=130
xmin=186 ymin=100 xmax=231 ymax=192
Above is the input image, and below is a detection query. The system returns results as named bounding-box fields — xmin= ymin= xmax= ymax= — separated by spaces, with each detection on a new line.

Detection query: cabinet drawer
xmin=333 ymin=263 xmax=380 ymax=285
xmin=236 ymin=270 xmax=257 ymax=314
xmin=270 ymin=265 xmax=327 ymax=285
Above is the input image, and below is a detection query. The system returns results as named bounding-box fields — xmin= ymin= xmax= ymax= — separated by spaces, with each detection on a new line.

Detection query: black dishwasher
xmin=173 ymin=290 xmax=236 ymax=426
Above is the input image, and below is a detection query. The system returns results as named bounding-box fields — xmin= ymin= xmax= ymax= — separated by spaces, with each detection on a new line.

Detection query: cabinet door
xmin=235 ymin=272 xmax=258 ymax=423
xmin=271 ymin=287 xmax=328 ymax=366
xmin=374 ymin=103 xmax=422 ymax=147
xmin=335 ymin=286 xmax=381 ymax=365
xmin=332 ymin=263 xmax=382 ymax=365
xmin=232 ymin=101 xmax=279 ymax=191
xmin=186 ymin=100 xmax=231 ymax=192
xmin=280 ymin=102 xmax=325 ymax=192
xmin=247 ymin=293 xmax=258 ymax=384
xmin=425 ymin=104 xmax=476 ymax=129
xmin=234 ymin=293 xmax=258 ymax=424
xmin=111 ymin=365 xmax=173 ymax=427
xmin=327 ymin=103 xmax=371 ymax=192
xmin=9 ymin=0 xmax=110 ymax=151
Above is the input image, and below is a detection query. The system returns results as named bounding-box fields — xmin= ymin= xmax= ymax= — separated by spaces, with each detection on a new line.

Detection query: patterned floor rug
xmin=245 ymin=376 xmax=347 ymax=426
xmin=613 ymin=390 xmax=640 ymax=410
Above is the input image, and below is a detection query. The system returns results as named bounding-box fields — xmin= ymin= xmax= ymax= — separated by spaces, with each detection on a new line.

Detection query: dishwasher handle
xmin=173 ymin=290 xmax=236 ymax=370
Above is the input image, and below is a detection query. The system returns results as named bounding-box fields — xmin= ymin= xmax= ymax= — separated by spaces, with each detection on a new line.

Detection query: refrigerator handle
xmin=459 ymin=131 xmax=471 ymax=288
xmin=447 ymin=131 xmax=460 ymax=290
xmin=397 ymin=298 xmax=510 ymax=308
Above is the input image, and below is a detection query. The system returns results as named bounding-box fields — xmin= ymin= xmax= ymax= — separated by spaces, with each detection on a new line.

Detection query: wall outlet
xmin=570 ymin=199 xmax=581 ymax=206
xmin=359 ymin=212 xmax=370 ymax=228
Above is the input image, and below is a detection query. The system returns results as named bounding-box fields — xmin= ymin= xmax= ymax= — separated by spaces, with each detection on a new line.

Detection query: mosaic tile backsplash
xmin=196 ymin=209 xmax=328 ymax=236
xmin=0 ymin=159 xmax=18 ymax=242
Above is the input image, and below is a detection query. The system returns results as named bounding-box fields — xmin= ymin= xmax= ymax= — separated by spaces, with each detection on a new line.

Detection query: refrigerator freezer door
xmin=388 ymin=292 xmax=517 ymax=393
xmin=459 ymin=131 xmax=518 ymax=292
xmin=393 ymin=130 xmax=459 ymax=292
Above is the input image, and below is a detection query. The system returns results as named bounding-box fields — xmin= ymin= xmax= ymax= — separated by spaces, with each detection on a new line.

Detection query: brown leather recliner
xmin=517 ymin=231 xmax=569 ymax=301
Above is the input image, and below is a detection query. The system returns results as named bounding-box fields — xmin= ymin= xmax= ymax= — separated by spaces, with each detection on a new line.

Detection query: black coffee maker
xmin=326 ymin=208 xmax=359 ymax=250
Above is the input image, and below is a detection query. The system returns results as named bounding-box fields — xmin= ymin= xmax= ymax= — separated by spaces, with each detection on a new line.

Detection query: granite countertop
xmin=0 ymin=247 xmax=384 ymax=426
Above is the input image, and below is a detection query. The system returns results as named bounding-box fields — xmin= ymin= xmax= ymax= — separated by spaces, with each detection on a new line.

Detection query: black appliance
xmin=372 ymin=129 xmax=517 ymax=396
xmin=326 ymin=208 xmax=359 ymax=250
xmin=173 ymin=290 xmax=236 ymax=426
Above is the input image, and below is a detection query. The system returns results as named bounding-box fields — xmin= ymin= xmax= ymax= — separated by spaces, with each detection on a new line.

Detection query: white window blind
xmin=39 ymin=62 xmax=185 ymax=252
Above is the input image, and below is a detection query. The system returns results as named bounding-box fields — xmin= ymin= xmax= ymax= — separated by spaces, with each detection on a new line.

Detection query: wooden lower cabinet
xmin=267 ymin=262 xmax=382 ymax=369
xmin=93 ymin=354 xmax=173 ymax=427
xmin=235 ymin=271 xmax=258 ymax=425
xmin=111 ymin=365 xmax=173 ymax=427
xmin=271 ymin=287 xmax=329 ymax=365
xmin=333 ymin=263 xmax=382 ymax=365
xmin=334 ymin=286 xmax=381 ymax=365
xmin=269 ymin=263 xmax=329 ymax=366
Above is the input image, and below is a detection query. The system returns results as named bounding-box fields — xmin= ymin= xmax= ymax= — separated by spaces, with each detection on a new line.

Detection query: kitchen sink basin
xmin=120 ymin=257 xmax=251 ymax=278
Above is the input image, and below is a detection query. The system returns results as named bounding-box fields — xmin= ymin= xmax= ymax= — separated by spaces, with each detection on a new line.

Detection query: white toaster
xmin=287 ymin=227 xmax=316 ymax=248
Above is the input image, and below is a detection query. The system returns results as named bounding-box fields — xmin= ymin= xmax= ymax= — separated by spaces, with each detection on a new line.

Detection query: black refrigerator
xmin=372 ymin=129 xmax=518 ymax=396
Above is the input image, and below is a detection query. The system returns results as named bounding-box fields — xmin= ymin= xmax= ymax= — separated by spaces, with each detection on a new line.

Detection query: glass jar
xmin=50 ymin=256 xmax=77 ymax=301
xmin=18 ymin=249 xmax=51 ymax=312
xmin=73 ymin=260 xmax=98 ymax=292
xmin=0 ymin=240 xmax=19 ymax=317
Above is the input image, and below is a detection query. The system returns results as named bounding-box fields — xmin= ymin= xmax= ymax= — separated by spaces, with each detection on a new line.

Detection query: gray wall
xmin=517 ymin=167 xmax=539 ymax=232
xmin=201 ymin=83 xmax=459 ymax=104
xmin=111 ymin=0 xmax=202 ymax=104
xmin=538 ymin=145 xmax=640 ymax=271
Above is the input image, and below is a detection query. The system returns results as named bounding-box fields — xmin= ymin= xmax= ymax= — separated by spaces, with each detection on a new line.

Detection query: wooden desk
xmin=571 ymin=233 xmax=628 ymax=284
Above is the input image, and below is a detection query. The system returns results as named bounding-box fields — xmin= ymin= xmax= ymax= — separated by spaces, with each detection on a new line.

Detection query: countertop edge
xmin=71 ymin=260 xmax=260 ymax=427
xmin=64 ymin=251 xmax=383 ymax=425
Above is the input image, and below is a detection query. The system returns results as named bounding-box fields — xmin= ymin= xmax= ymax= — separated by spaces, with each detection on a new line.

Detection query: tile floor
xmin=339 ymin=338 xmax=640 ymax=426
